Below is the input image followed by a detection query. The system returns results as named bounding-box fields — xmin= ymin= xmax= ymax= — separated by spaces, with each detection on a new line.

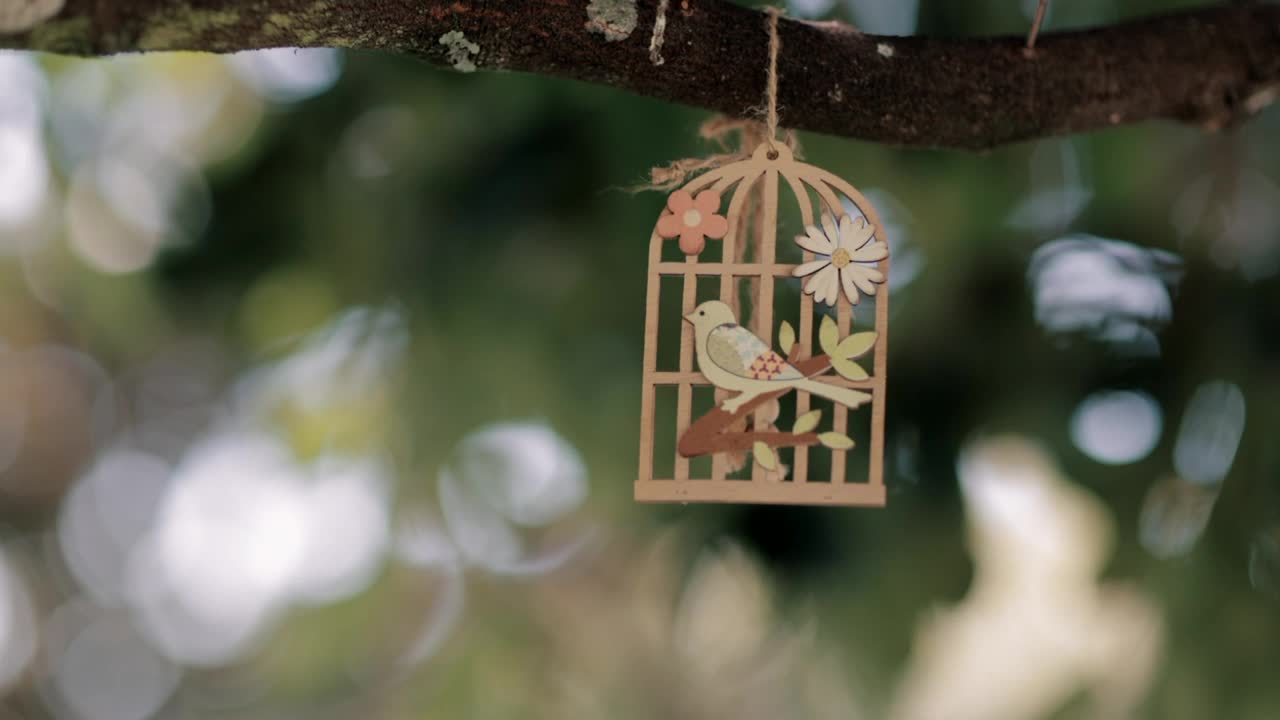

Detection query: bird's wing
xmin=707 ymin=324 xmax=803 ymax=381
xmin=706 ymin=324 xmax=750 ymax=377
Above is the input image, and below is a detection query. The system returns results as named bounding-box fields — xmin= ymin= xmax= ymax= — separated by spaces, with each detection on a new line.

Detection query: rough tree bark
xmin=2 ymin=0 xmax=1278 ymax=149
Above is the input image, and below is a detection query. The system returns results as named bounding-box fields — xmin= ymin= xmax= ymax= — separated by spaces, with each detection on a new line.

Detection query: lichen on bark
xmin=439 ymin=30 xmax=479 ymax=73
xmin=585 ymin=0 xmax=637 ymax=42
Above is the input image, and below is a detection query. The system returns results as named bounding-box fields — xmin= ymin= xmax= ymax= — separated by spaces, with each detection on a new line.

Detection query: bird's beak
xmin=683 ymin=312 xmax=694 ymax=324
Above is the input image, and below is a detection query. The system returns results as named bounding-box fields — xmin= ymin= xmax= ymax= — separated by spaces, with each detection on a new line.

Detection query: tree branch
xmin=3 ymin=1 xmax=1279 ymax=149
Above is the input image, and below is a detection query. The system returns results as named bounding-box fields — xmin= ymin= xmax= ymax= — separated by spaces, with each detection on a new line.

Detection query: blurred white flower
xmin=393 ymin=421 xmax=593 ymax=667
xmin=129 ymin=430 xmax=392 ymax=666
xmin=457 ymin=421 xmax=588 ymax=527
xmin=405 ymin=421 xmax=592 ymax=576
xmin=675 ymin=544 xmax=776 ymax=680
xmin=1028 ymin=235 xmax=1182 ymax=355
xmin=237 ymin=305 xmax=406 ymax=418
xmin=134 ymin=431 xmax=308 ymax=666
xmin=392 ymin=510 xmax=467 ymax=669
xmin=289 ymin=456 xmax=392 ymax=605
xmin=110 ymin=308 xmax=409 ymax=666
xmin=437 ymin=467 xmax=526 ymax=571
xmin=892 ymin=436 xmax=1163 ymax=720
xmin=534 ymin=532 xmax=832 ymax=720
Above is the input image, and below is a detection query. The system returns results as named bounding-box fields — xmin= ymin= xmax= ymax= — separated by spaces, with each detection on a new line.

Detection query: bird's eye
xmin=698 ymin=310 xmax=705 ymax=316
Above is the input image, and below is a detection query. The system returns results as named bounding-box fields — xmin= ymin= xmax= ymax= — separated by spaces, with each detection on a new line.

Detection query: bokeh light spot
xmin=47 ymin=611 xmax=180 ymax=720
xmin=227 ymin=49 xmax=343 ymax=103
xmin=59 ymin=450 xmax=171 ymax=606
xmin=0 ymin=124 xmax=49 ymax=228
xmin=0 ymin=546 xmax=37 ymax=692
xmin=1070 ymin=390 xmax=1162 ymax=465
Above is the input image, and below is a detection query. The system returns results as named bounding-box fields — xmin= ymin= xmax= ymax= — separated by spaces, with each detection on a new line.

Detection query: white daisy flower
xmin=791 ymin=213 xmax=888 ymax=306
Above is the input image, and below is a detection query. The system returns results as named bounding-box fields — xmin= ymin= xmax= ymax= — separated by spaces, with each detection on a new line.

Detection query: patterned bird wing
xmin=706 ymin=324 xmax=749 ymax=377
xmin=707 ymin=324 xmax=803 ymax=381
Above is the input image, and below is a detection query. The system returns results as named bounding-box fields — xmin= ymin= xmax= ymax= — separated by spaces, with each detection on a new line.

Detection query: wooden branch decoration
xmin=3 ymin=1 xmax=1279 ymax=149
xmin=677 ymin=344 xmax=832 ymax=458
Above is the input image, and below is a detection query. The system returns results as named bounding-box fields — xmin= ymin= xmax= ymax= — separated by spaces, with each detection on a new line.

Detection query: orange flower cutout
xmin=657 ymin=189 xmax=729 ymax=256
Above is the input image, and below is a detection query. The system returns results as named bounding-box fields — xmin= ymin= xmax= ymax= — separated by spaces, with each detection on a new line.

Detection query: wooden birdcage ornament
xmin=636 ymin=143 xmax=890 ymax=506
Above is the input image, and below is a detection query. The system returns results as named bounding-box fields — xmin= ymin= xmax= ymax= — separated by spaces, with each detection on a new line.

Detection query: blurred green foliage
xmin=2 ymin=1 xmax=1280 ymax=716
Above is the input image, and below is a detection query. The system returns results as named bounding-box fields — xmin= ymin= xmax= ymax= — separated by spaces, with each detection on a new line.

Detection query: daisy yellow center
xmin=830 ymin=248 xmax=852 ymax=268
xmin=682 ymin=209 xmax=703 ymax=227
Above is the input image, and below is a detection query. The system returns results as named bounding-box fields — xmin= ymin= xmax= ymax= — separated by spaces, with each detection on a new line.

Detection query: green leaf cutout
xmin=792 ymin=409 xmax=822 ymax=434
xmin=830 ymin=356 xmax=869 ymax=381
xmin=819 ymin=314 xmax=839 ymax=355
xmin=819 ymin=432 xmax=854 ymax=450
xmin=752 ymin=441 xmax=778 ymax=470
xmin=778 ymin=321 xmax=796 ymax=355
xmin=835 ymin=331 xmax=877 ymax=360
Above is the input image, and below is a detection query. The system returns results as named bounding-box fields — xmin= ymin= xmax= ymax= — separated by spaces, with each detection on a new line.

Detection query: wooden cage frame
xmin=636 ymin=144 xmax=890 ymax=506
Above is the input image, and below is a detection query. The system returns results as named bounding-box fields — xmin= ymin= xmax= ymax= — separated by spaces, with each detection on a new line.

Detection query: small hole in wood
xmin=766 ymin=149 xmax=780 ymax=160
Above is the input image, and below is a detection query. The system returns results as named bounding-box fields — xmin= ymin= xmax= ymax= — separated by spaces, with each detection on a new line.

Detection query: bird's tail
xmin=794 ymin=378 xmax=872 ymax=409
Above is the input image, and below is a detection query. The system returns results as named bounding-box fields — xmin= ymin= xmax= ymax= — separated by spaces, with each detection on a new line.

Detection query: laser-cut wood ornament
xmin=636 ymin=142 xmax=891 ymax=507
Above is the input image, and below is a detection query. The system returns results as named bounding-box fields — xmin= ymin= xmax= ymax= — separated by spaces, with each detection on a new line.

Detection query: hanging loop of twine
xmin=635 ymin=5 xmax=794 ymax=192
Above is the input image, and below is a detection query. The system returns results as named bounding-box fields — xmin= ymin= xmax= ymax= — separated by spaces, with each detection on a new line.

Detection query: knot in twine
xmin=636 ymin=7 xmax=798 ymax=193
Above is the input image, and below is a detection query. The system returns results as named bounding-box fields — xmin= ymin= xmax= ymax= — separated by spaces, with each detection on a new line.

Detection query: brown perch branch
xmin=678 ymin=346 xmax=833 ymax=458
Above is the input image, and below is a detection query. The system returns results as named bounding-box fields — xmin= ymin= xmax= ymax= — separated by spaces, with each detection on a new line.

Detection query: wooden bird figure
xmin=685 ymin=301 xmax=870 ymax=413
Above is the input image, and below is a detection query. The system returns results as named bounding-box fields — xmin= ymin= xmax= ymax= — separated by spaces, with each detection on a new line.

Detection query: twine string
xmin=649 ymin=0 xmax=670 ymax=65
xmin=636 ymin=6 xmax=792 ymax=191
xmin=764 ymin=6 xmax=782 ymax=152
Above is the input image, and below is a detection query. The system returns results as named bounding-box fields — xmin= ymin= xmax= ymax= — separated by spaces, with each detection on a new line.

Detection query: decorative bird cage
xmin=636 ymin=143 xmax=890 ymax=506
